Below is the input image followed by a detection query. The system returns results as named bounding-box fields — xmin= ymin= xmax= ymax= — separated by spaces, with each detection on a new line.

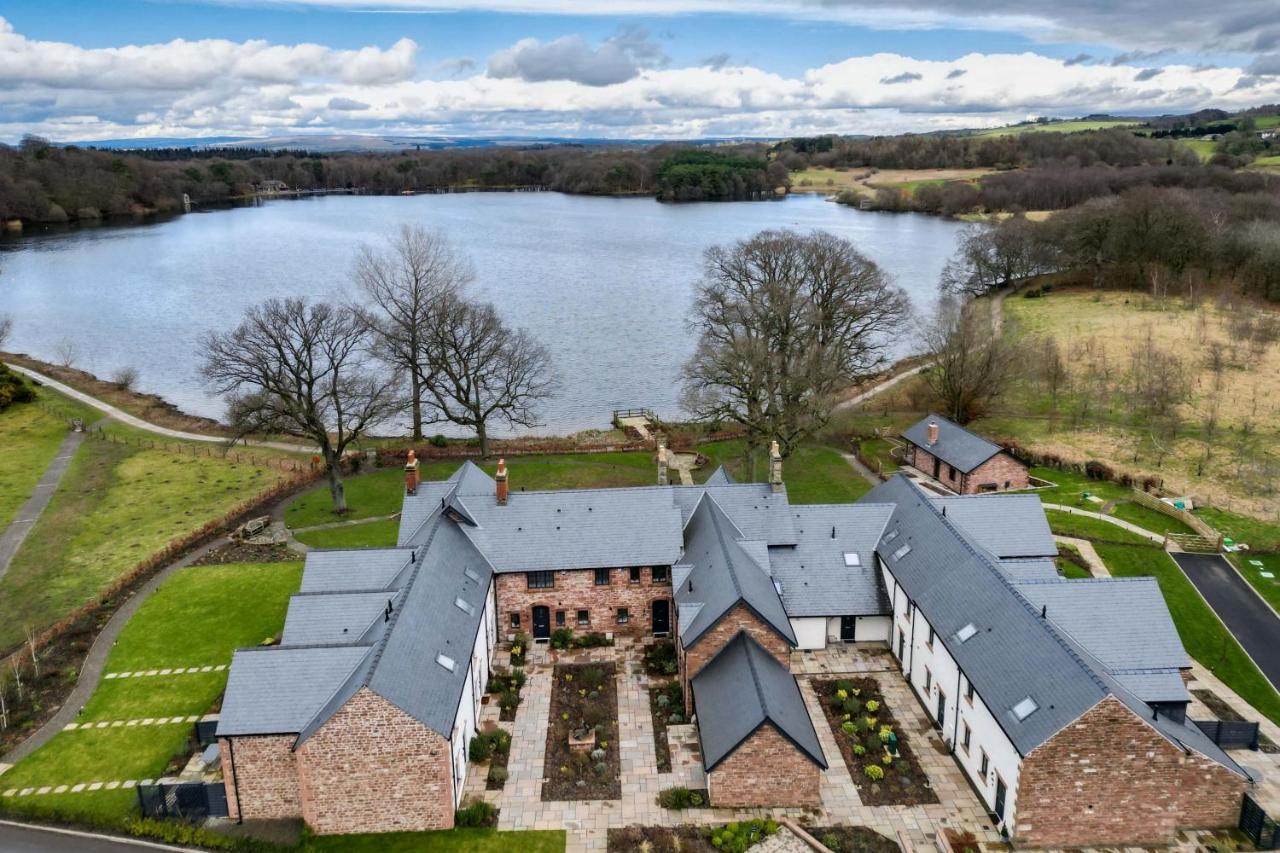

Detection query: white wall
xmin=789 ymin=615 xmax=892 ymax=650
xmin=449 ymin=578 xmax=498 ymax=809
xmin=855 ymin=616 xmax=890 ymax=642
xmin=791 ymin=617 xmax=827 ymax=650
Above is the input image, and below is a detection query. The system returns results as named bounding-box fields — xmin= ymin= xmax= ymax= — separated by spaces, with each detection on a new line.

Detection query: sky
xmin=3 ymin=0 xmax=1280 ymax=143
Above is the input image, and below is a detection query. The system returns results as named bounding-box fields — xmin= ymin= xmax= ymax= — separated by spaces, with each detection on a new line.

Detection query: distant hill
xmin=64 ymin=133 xmax=769 ymax=153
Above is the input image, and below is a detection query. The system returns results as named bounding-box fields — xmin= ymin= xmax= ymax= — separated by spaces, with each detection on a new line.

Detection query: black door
xmin=897 ymin=629 xmax=906 ymax=660
xmin=840 ymin=616 xmax=857 ymax=642
xmin=532 ymin=606 xmax=551 ymax=640
xmin=994 ymin=777 xmax=1007 ymax=823
xmin=651 ymin=599 xmax=670 ymax=636
xmin=932 ymin=456 xmax=941 ymax=478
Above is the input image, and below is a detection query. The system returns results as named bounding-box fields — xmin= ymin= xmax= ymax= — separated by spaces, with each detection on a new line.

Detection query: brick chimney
xmin=495 ymin=458 xmax=508 ymax=506
xmin=657 ymin=441 xmax=669 ymax=486
xmin=926 ymin=420 xmax=940 ymax=446
xmin=404 ymin=450 xmax=419 ymax=496
xmin=769 ymin=440 xmax=783 ymax=494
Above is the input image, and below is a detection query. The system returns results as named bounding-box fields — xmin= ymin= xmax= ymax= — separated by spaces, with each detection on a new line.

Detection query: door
xmin=840 ymin=616 xmax=857 ymax=643
xmin=994 ymin=777 xmax=1007 ymax=823
xmin=651 ymin=599 xmax=670 ymax=636
xmin=936 ymin=691 xmax=946 ymax=727
xmin=532 ymin=606 xmax=551 ymax=640
xmin=897 ymin=629 xmax=906 ymax=660
xmin=932 ymin=456 xmax=941 ymax=478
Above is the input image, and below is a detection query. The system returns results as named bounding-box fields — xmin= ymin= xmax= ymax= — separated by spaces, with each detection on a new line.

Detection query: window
xmin=957 ymin=622 xmax=978 ymax=643
xmin=892 ymin=543 xmax=911 ymax=561
xmin=509 ymin=613 xmax=521 ymax=629
xmin=527 ymin=571 xmax=553 ymax=589
xmin=947 ymin=464 xmax=956 ymax=480
xmin=961 ymin=721 xmax=971 ymax=753
xmin=629 ymin=567 xmax=642 ymax=583
xmin=616 ymin=607 xmax=629 ymax=624
xmin=1012 ymin=696 xmax=1039 ymax=721
xmin=652 ymin=565 xmax=669 ymax=583
xmin=576 ymin=609 xmax=590 ymax=626
xmin=979 ymin=750 xmax=989 ymax=777
xmin=965 ymin=678 xmax=975 ymax=704
xmin=454 ymin=597 xmax=475 ymax=615
xmin=924 ymin=669 xmax=932 ymax=693
xmin=555 ymin=610 xmax=566 ymax=627
xmin=435 ymin=653 xmax=456 ymax=672
xmin=926 ymin=627 xmax=935 ymax=648
xmin=843 ymin=552 xmax=860 ymax=567
xmin=594 ymin=568 xmax=610 ymax=586
xmin=883 ymin=528 xmax=900 ymax=543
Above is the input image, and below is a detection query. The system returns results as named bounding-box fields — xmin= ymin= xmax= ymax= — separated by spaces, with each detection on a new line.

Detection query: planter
xmin=481 ymin=694 xmax=491 ymax=705
xmin=568 ymin=728 xmax=597 ymax=752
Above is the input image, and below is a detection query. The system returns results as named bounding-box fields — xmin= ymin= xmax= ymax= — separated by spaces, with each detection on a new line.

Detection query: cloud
xmin=1110 ymin=48 xmax=1170 ymax=66
xmin=437 ymin=57 xmax=477 ymax=78
xmin=702 ymin=52 xmax=732 ymax=70
xmin=1248 ymin=54 xmax=1280 ymax=76
xmin=487 ymin=25 xmax=667 ymax=86
xmin=327 ymin=97 xmax=370 ymax=110
xmin=945 ymin=68 xmax=966 ymax=79
xmin=880 ymin=71 xmax=922 ymax=84
xmin=1133 ymin=68 xmax=1163 ymax=81
xmin=1063 ymin=53 xmax=1092 ymax=66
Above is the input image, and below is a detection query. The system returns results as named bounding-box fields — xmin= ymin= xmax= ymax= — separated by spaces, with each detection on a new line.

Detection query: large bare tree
xmin=201 ymin=298 xmax=396 ymax=513
xmin=357 ymin=225 xmax=472 ymax=440
xmin=921 ymin=295 xmax=1022 ymax=425
xmin=418 ymin=294 xmax=555 ymax=457
xmin=0 ymin=313 xmax=12 ymax=351
xmin=681 ymin=229 xmax=909 ymax=455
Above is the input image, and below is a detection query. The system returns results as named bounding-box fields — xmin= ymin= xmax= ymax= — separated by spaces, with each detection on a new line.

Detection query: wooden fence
xmin=1130 ymin=488 xmax=1223 ymax=543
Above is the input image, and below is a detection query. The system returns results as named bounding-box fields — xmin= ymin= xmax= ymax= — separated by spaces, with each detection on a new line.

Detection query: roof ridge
xmin=290 ymin=588 xmax=403 ymax=598
xmin=739 ymin=633 xmax=769 ymax=718
xmin=703 ymin=494 xmax=746 ymax=599
xmin=364 ymin=507 xmax=445 ymax=683
xmin=234 ymin=642 xmax=376 ymax=653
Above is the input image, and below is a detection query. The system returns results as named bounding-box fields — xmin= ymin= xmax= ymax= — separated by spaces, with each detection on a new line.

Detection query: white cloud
xmin=487 ymin=26 xmax=666 ymax=86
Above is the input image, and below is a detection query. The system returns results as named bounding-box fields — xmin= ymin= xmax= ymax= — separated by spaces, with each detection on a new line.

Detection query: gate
xmin=136 ymin=781 xmax=228 ymax=820
xmin=1193 ymin=719 xmax=1261 ymax=750
xmin=1240 ymin=792 xmax=1280 ymax=849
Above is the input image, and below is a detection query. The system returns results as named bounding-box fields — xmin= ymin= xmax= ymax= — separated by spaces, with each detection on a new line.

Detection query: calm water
xmin=0 ymin=193 xmax=963 ymax=435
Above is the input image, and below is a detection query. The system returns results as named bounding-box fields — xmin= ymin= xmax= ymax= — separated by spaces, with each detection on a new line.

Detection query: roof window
xmin=436 ymin=653 xmax=457 ymax=672
xmin=463 ymin=567 xmax=480 ymax=582
xmin=843 ymin=552 xmax=860 ymax=567
xmin=1012 ymin=696 xmax=1039 ymax=720
xmin=883 ymin=529 xmax=900 ymax=543
xmin=454 ymin=597 xmax=475 ymax=615
xmin=892 ymin=543 xmax=911 ymax=561
xmin=956 ymin=623 xmax=978 ymax=643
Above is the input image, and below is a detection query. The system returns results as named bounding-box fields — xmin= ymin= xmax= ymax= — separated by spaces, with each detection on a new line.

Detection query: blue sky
xmin=1 ymin=0 xmax=1278 ymax=142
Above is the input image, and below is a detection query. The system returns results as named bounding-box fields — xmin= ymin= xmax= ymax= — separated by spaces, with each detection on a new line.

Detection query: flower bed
xmin=608 ymin=819 xmax=778 ymax=852
xmin=486 ymin=665 xmax=526 ymax=723
xmin=813 ymin=677 xmax=937 ymax=806
xmin=542 ymin=662 xmax=620 ymax=801
xmin=804 ymin=825 xmax=900 ymax=853
xmin=643 ymin=638 xmax=678 ymax=677
xmin=469 ymin=728 xmax=513 ymax=791
xmin=649 ymin=681 xmax=685 ymax=772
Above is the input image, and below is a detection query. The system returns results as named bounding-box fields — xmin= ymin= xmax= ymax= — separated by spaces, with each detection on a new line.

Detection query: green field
xmin=1179 ymin=139 xmax=1218 ymax=161
xmin=0 ymin=402 xmax=74 ymax=528
xmin=973 ymin=119 xmax=1139 ymax=137
xmin=0 ymin=562 xmax=301 ymax=823
xmin=295 ymin=518 xmax=401 ymax=549
xmin=1252 ymin=154 xmax=1280 ymax=168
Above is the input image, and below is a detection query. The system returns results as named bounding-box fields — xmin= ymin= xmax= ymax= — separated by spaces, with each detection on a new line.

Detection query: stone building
xmin=901 ymin=414 xmax=1029 ymax=494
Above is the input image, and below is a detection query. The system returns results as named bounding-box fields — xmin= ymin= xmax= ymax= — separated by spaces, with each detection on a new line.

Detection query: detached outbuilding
xmin=901 ymin=414 xmax=1028 ymax=494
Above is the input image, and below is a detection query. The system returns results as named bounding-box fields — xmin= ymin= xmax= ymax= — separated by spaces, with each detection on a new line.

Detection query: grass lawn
xmin=0 ymin=440 xmax=286 ymax=650
xmin=699 ymin=440 xmax=871 ymax=502
xmin=1094 ymin=543 xmax=1280 ymax=725
xmin=1 ymin=562 xmax=301 ymax=822
xmin=303 ymin=828 xmax=566 ymax=852
xmin=974 ymin=119 xmax=1139 ymax=136
xmin=1179 ymin=139 xmax=1218 ymax=161
xmin=295 ymin=518 xmax=400 ymax=549
xmin=1225 ymin=553 xmax=1280 ymax=614
xmin=0 ymin=401 xmax=73 ymax=528
xmin=1195 ymin=507 xmax=1280 ymax=551
xmin=1043 ymin=509 xmax=1157 ymax=546
xmin=857 ymin=437 xmax=901 ymax=475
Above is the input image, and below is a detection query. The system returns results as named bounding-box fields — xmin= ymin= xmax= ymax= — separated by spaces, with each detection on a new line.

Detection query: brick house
xmin=901 ymin=414 xmax=1029 ymax=494
xmin=218 ymin=449 xmax=1250 ymax=843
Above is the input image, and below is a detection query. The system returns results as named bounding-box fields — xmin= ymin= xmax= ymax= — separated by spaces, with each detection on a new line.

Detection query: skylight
xmin=454 ymin=597 xmax=475 ymax=615
xmin=892 ymin=543 xmax=911 ymax=561
xmin=1012 ymin=696 xmax=1038 ymax=720
xmin=436 ymin=653 xmax=457 ymax=672
xmin=463 ymin=567 xmax=480 ymax=582
xmin=883 ymin=529 xmax=900 ymax=543
xmin=843 ymin=552 xmax=860 ymax=567
xmin=956 ymin=623 xmax=978 ymax=643
xmin=773 ymin=580 xmax=784 ymax=595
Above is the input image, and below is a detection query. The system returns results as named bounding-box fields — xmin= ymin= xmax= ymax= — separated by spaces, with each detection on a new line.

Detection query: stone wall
xmin=1015 ymin=696 xmax=1246 ymax=847
xmin=219 ymin=735 xmax=300 ymax=821
xmin=707 ymin=723 xmax=822 ymax=808
xmin=680 ymin=604 xmax=792 ymax=714
xmin=296 ymin=687 xmax=454 ymax=835
xmin=495 ymin=566 xmax=672 ymax=641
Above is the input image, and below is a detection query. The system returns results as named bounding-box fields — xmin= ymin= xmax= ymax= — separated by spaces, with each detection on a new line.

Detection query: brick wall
xmin=296 ymin=687 xmax=454 ymax=835
xmin=1015 ymin=696 xmax=1246 ymax=847
xmin=219 ymin=735 xmax=300 ymax=821
xmin=495 ymin=566 xmax=672 ymax=641
xmin=707 ymin=723 xmax=822 ymax=808
xmin=907 ymin=445 xmax=1028 ymax=494
xmin=680 ymin=604 xmax=792 ymax=714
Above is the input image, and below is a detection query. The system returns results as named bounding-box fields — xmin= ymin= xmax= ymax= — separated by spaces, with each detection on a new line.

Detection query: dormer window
xmin=843 ymin=552 xmax=860 ymax=567
xmin=1013 ymin=696 xmax=1038 ymax=720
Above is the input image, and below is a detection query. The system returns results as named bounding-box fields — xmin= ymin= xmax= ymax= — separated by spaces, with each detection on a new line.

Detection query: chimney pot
xmin=495 ymin=458 xmax=509 ymax=506
xmin=927 ymin=420 xmax=940 ymax=445
xmin=404 ymin=449 xmax=419 ymax=496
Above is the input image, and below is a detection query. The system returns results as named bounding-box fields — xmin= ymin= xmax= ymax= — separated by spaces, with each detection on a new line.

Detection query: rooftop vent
xmin=892 ymin=543 xmax=912 ymax=561
xmin=454 ymin=597 xmax=475 ymax=615
xmin=843 ymin=552 xmax=860 ymax=567
xmin=1012 ymin=696 xmax=1038 ymax=721
xmin=436 ymin=653 xmax=457 ymax=672
xmin=956 ymin=623 xmax=978 ymax=643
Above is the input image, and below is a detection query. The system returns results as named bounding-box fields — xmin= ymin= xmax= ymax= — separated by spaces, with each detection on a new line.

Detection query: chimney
xmin=769 ymin=440 xmax=783 ymax=494
xmin=404 ymin=450 xmax=419 ymax=496
xmin=495 ymin=458 xmax=508 ymax=506
xmin=926 ymin=420 xmax=940 ymax=446
xmin=657 ymin=441 xmax=669 ymax=486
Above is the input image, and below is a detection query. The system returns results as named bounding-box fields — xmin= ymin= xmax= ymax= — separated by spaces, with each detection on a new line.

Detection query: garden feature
xmin=643 ymin=638 xmax=678 ymax=677
xmin=509 ymin=632 xmax=529 ymax=669
xmin=549 ymin=628 xmax=614 ymax=651
xmin=608 ymin=819 xmax=778 ymax=852
xmin=805 ymin=826 xmax=901 ymax=853
xmin=486 ymin=665 xmax=526 ymax=723
xmin=657 ymin=786 xmax=707 ymax=810
xmin=813 ymin=677 xmax=937 ymax=806
xmin=469 ymin=728 xmax=513 ymax=790
xmin=542 ymin=663 xmax=620 ymax=801
xmin=649 ymin=681 xmax=684 ymax=772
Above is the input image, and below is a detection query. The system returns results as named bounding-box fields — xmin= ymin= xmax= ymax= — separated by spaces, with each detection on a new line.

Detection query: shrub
xmin=841 ymin=721 xmax=856 ymax=736
xmin=842 ymin=697 xmax=862 ymax=715
xmin=852 ymin=744 xmax=866 ymax=756
xmin=579 ymin=665 xmax=607 ymax=691
xmin=864 ymin=764 xmax=885 ymax=781
xmin=644 ymin=639 xmax=678 ymax=675
xmin=834 ymin=679 xmax=854 ymax=694
xmin=690 ymin=790 xmax=704 ymax=806
xmin=511 ymin=667 xmax=526 ymax=689
xmin=821 ymin=831 xmax=841 ymax=852
xmin=864 ymin=699 xmax=880 ymax=713
xmin=498 ymin=690 xmax=520 ymax=713
xmin=430 ymin=433 xmax=448 ymax=447
xmin=551 ymin=627 xmax=575 ymax=649
xmin=659 ymin=786 xmax=695 ymax=809
xmin=469 ymin=735 xmax=491 ymax=763
xmin=709 ymin=819 xmax=778 ymax=853
xmin=575 ymin=631 xmax=613 ymax=648
xmin=487 ymin=765 xmax=508 ymax=786
xmin=454 ymin=797 xmax=497 ymax=827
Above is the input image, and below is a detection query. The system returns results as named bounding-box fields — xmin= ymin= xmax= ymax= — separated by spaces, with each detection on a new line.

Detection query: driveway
xmin=1170 ymin=553 xmax=1280 ymax=691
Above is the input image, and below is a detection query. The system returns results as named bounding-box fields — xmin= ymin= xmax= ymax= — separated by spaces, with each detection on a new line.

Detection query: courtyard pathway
xmin=1052 ymin=535 xmax=1110 ymax=577
xmin=1041 ymin=502 xmax=1165 ymax=544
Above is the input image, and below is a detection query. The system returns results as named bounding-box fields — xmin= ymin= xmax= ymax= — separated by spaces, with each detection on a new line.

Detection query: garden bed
xmin=608 ymin=819 xmax=778 ymax=852
xmin=802 ymin=825 xmax=900 ymax=853
xmin=649 ymin=681 xmax=685 ymax=772
xmin=643 ymin=638 xmax=678 ymax=677
xmin=813 ymin=677 xmax=937 ymax=806
xmin=469 ymin=728 xmax=513 ymax=790
xmin=542 ymin=662 xmax=620 ymax=801
xmin=486 ymin=665 xmax=525 ymax=723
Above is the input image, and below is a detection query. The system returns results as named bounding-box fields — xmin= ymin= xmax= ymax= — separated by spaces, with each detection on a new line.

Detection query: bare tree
xmin=357 ymin=225 xmax=472 ymax=441
xmin=201 ymin=298 xmax=396 ymax=513
xmin=921 ymin=294 xmax=1023 ymax=424
xmin=111 ymin=365 xmax=139 ymax=391
xmin=418 ymin=295 xmax=555 ymax=458
xmin=8 ymin=656 xmax=22 ymax=703
xmin=0 ymin=313 xmax=12 ymax=351
xmin=24 ymin=626 xmax=40 ymax=679
xmin=940 ymin=218 xmax=1056 ymax=298
xmin=682 ymin=229 xmax=909 ymax=454
xmin=54 ymin=337 xmax=79 ymax=368
xmin=0 ymin=673 xmax=8 ymax=731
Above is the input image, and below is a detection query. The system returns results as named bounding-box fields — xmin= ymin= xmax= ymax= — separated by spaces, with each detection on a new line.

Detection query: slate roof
xmin=995 ymin=558 xmax=1061 ymax=582
xmin=902 ymin=414 xmax=1005 ymax=473
xmin=217 ymin=645 xmax=372 ymax=736
xmin=931 ymin=494 xmax=1056 ymax=558
xmin=674 ymin=495 xmax=796 ymax=648
xmin=705 ymin=466 xmax=736 ymax=486
xmin=281 ymin=591 xmax=400 ymax=646
xmin=691 ymin=632 xmax=826 ymax=771
xmin=767 ymin=503 xmax=895 ymax=617
xmin=672 ymin=484 xmax=799 ymax=545
xmin=298 ymin=548 xmax=416 ymax=593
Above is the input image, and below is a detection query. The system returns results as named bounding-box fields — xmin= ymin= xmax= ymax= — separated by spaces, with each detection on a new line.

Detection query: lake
xmin=0 ymin=192 xmax=964 ymax=436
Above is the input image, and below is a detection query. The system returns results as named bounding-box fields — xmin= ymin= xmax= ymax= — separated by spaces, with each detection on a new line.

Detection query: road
xmin=0 ymin=821 xmax=194 ymax=852
xmin=1170 ymin=552 xmax=1280 ymax=691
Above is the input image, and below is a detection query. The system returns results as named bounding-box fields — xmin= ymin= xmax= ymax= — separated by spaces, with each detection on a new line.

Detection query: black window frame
xmin=924 ymin=668 xmax=932 ymax=693
xmin=979 ymin=750 xmax=989 ymax=777
xmin=961 ymin=720 xmax=971 ymax=752
xmin=576 ymin=609 xmax=590 ymax=626
xmin=927 ymin=626 xmax=935 ymax=647
xmin=652 ymin=565 xmax=669 ymax=583
xmin=616 ymin=607 xmax=629 ymax=624
xmin=526 ymin=571 xmax=554 ymax=590
xmin=965 ymin=679 xmax=975 ymax=703
xmin=555 ymin=610 xmax=566 ymax=627
xmin=594 ymin=568 xmax=610 ymax=586
xmin=509 ymin=613 xmax=521 ymax=629
xmin=629 ymin=567 xmax=642 ymax=583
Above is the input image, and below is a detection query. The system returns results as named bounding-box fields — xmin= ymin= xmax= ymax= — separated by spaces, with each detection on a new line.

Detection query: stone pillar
xmin=769 ymin=440 xmax=783 ymax=494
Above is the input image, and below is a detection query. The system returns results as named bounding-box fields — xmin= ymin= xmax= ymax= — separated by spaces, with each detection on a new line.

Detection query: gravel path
xmin=0 ymin=429 xmax=84 ymax=583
